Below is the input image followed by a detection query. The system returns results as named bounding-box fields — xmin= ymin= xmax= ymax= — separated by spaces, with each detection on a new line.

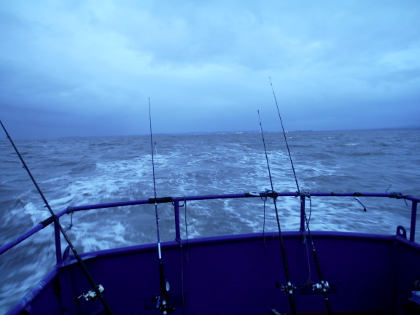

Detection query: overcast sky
xmin=1 ymin=0 xmax=419 ymax=138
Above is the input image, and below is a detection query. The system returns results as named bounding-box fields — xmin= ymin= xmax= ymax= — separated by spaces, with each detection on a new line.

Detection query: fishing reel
xmin=281 ymin=281 xmax=296 ymax=295
xmin=154 ymin=296 xmax=175 ymax=314
xmin=312 ymin=280 xmax=330 ymax=294
xmin=153 ymin=280 xmax=175 ymax=314
xmin=76 ymin=284 xmax=105 ymax=302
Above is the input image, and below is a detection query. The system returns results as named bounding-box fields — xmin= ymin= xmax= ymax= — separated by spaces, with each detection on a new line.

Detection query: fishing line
xmin=184 ymin=199 xmax=189 ymax=242
xmin=179 ymin=198 xmax=189 ymax=313
xmin=303 ymin=194 xmax=333 ymax=314
xmin=179 ymin=199 xmax=190 ymax=258
xmin=0 ymin=120 xmax=113 ymax=315
xmin=354 ymin=197 xmax=367 ymax=212
xmin=67 ymin=211 xmax=74 ymax=230
xmin=260 ymin=191 xmax=269 ymax=247
xmin=262 ymin=195 xmax=267 ymax=236
xmin=268 ymin=79 xmax=333 ymax=314
xmin=257 ymin=111 xmax=297 ymax=315
xmin=182 ymin=199 xmax=190 ymax=260
xmin=304 ymin=198 xmax=313 ymax=284
xmin=148 ymin=99 xmax=173 ymax=314
xmin=176 ymin=199 xmax=187 ymax=313
xmin=307 ymin=196 xmax=313 ymax=227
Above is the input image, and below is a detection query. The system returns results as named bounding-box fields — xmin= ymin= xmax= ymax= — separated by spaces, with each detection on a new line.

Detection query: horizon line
xmin=1 ymin=125 xmax=419 ymax=141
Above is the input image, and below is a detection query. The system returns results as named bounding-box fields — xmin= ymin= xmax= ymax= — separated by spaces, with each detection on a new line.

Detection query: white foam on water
xmin=2 ymin=131 xmax=420 ymax=313
xmin=0 ymin=225 xmax=55 ymax=314
xmin=301 ymin=163 xmax=337 ymax=177
xmin=65 ymin=155 xmax=152 ymax=203
xmin=67 ymin=220 xmax=129 ymax=252
xmin=180 ymin=219 xmax=201 ymax=239
xmin=344 ymin=142 xmax=359 ymax=146
xmin=49 ymin=194 xmax=74 ymax=210
xmin=23 ymin=201 xmax=49 ymax=225
xmin=298 ymin=197 xmax=413 ymax=236
xmin=0 ymin=268 xmax=48 ymax=300
xmin=42 ymin=175 xmax=71 ymax=184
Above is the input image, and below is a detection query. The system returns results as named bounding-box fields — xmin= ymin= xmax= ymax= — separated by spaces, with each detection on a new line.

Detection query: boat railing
xmin=0 ymin=191 xmax=418 ymax=266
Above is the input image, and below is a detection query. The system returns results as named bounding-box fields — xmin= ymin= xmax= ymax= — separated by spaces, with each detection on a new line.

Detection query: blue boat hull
xmin=8 ymin=231 xmax=420 ymax=315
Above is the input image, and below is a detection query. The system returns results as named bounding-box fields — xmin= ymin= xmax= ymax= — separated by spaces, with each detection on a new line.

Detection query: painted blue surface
xmin=3 ymin=192 xmax=420 ymax=314
xmin=6 ymin=231 xmax=420 ymax=314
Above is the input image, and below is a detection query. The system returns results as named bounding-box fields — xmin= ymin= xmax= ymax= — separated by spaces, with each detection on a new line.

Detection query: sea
xmin=0 ymin=129 xmax=419 ymax=313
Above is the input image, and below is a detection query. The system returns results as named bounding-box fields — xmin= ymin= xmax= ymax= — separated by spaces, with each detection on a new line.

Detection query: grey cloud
xmin=1 ymin=1 xmax=420 ymax=138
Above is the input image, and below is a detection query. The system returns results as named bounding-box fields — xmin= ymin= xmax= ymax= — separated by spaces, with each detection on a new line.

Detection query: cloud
xmin=1 ymin=0 xmax=420 ymax=138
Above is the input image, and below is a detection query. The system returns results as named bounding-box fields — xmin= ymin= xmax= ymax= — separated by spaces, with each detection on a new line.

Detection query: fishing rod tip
xmin=0 ymin=120 xmax=9 ymax=134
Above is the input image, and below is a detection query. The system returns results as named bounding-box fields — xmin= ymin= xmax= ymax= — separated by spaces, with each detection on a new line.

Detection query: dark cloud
xmin=1 ymin=0 xmax=419 ymax=138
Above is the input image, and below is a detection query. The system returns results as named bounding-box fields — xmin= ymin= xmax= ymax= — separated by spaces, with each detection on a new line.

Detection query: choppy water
xmin=1 ymin=129 xmax=419 ymax=313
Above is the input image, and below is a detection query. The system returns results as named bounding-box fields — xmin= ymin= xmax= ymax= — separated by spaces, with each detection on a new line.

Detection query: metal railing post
xmin=54 ymin=219 xmax=62 ymax=265
xmin=410 ymin=201 xmax=418 ymax=242
xmin=174 ymin=200 xmax=181 ymax=243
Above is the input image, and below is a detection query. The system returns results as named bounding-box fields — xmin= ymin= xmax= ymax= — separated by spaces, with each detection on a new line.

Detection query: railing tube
xmin=410 ymin=201 xmax=418 ymax=242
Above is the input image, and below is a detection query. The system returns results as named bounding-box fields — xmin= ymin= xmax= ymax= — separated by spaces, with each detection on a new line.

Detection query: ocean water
xmin=0 ymin=129 xmax=419 ymax=312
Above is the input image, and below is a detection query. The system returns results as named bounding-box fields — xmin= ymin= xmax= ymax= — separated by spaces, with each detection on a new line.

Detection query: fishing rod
xmin=303 ymin=195 xmax=333 ymax=314
xmin=257 ymin=111 xmax=297 ymax=315
xmin=0 ymin=120 xmax=113 ymax=314
xmin=269 ymin=79 xmax=333 ymax=314
xmin=269 ymin=77 xmax=300 ymax=194
xmin=148 ymin=99 xmax=173 ymax=314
